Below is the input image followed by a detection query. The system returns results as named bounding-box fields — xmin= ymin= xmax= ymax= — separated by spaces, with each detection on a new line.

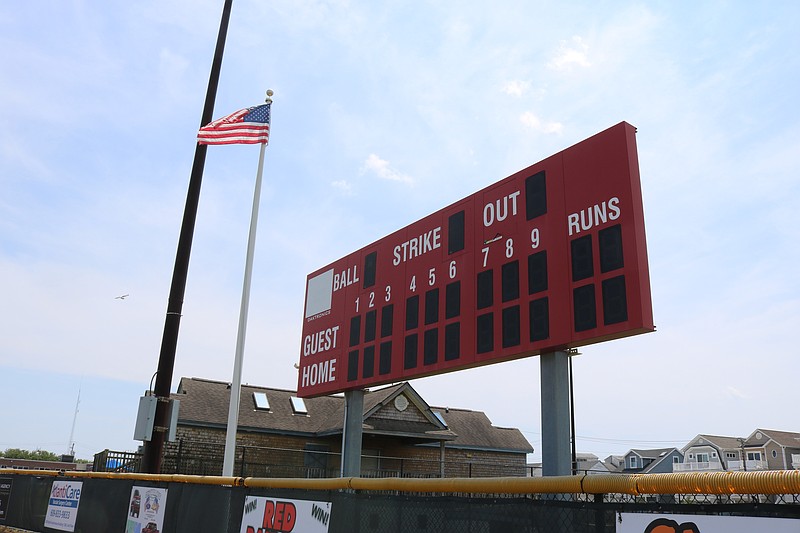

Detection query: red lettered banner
xmin=240 ymin=496 xmax=331 ymax=533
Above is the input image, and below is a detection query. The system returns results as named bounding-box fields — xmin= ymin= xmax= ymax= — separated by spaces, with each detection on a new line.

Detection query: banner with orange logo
xmin=618 ymin=513 xmax=798 ymax=533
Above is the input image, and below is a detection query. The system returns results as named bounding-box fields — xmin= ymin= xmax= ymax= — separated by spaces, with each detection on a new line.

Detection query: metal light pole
xmin=141 ymin=0 xmax=233 ymax=474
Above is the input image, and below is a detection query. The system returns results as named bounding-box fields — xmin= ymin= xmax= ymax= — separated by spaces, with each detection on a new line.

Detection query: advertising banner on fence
xmin=0 ymin=477 xmax=12 ymax=521
xmin=126 ymin=486 xmax=168 ymax=533
xmin=240 ymin=496 xmax=332 ymax=533
xmin=44 ymin=480 xmax=83 ymax=532
xmin=617 ymin=513 xmax=799 ymax=533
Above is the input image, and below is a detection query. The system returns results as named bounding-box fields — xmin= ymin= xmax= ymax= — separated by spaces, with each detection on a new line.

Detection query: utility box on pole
xmin=134 ymin=396 xmax=179 ymax=442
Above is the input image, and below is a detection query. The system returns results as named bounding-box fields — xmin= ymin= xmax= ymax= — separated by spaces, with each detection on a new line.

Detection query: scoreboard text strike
xmin=298 ymin=122 xmax=653 ymax=398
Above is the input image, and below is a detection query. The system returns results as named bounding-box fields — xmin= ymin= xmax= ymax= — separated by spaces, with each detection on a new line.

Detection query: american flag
xmin=197 ymin=103 xmax=271 ymax=145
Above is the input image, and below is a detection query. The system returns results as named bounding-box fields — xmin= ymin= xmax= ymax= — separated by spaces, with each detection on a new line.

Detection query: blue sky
xmin=1 ymin=1 xmax=798 ymax=463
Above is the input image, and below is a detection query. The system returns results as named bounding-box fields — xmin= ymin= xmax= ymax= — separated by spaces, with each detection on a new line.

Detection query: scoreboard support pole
xmin=341 ymin=389 xmax=364 ymax=477
xmin=540 ymin=351 xmax=572 ymax=476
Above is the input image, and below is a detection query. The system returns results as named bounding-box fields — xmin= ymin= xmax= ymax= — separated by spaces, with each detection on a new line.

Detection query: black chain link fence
xmin=330 ymin=493 xmax=607 ymax=533
xmin=2 ymin=471 xmax=798 ymax=533
xmin=94 ymin=440 xmax=528 ymax=478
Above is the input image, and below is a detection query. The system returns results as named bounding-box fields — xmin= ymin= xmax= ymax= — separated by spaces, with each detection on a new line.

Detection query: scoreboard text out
xmin=298 ymin=122 xmax=654 ymax=397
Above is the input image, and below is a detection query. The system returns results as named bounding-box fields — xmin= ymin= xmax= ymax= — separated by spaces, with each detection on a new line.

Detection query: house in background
xmin=526 ymin=453 xmax=613 ymax=477
xmin=167 ymin=377 xmax=532 ymax=478
xmin=575 ymin=453 xmax=612 ymax=475
xmin=674 ymin=430 xmax=800 ymax=472
xmin=620 ymin=448 xmax=683 ymax=473
xmin=740 ymin=429 xmax=800 ymax=471
xmin=535 ymin=449 xmax=682 ymax=475
xmin=604 ymin=455 xmax=624 ymax=472
xmin=0 ymin=457 xmax=89 ymax=472
xmin=675 ymin=434 xmax=743 ymax=472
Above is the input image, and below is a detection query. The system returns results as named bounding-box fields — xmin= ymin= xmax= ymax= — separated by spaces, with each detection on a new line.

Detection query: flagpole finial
xmin=265 ymin=89 xmax=274 ymax=104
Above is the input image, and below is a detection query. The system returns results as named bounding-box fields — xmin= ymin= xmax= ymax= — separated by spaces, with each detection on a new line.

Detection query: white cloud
xmin=548 ymin=36 xmax=591 ymax=70
xmin=502 ymin=80 xmax=530 ymax=97
xmin=519 ymin=112 xmax=563 ymax=134
xmin=331 ymin=179 xmax=353 ymax=194
xmin=726 ymin=386 xmax=750 ymax=400
xmin=361 ymin=153 xmax=414 ymax=185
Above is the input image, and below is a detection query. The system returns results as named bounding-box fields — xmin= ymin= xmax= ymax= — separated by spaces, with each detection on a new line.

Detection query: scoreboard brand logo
xmin=298 ymin=122 xmax=654 ymax=397
xmin=305 ymin=269 xmax=334 ymax=320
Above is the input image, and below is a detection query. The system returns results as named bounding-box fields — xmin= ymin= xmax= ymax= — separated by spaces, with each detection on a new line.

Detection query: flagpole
xmin=222 ymin=90 xmax=273 ymax=477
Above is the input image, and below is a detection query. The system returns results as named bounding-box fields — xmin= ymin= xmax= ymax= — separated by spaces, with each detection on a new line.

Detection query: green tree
xmin=1 ymin=448 xmax=60 ymax=461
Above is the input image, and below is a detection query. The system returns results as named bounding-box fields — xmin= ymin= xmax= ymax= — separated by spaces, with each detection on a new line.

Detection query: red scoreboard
xmin=297 ymin=122 xmax=653 ymax=398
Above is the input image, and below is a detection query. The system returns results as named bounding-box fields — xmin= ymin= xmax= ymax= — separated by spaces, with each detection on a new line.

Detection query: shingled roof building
xmin=166 ymin=377 xmax=533 ymax=478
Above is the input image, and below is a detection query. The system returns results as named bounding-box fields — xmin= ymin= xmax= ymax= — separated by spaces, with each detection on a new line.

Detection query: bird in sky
xmin=115 ymin=294 xmax=129 ymax=300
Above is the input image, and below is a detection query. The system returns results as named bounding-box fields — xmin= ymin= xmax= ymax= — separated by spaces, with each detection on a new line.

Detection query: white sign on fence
xmin=125 ymin=485 xmax=168 ymax=533
xmin=617 ymin=512 xmax=798 ymax=533
xmin=239 ymin=496 xmax=332 ymax=533
xmin=44 ymin=480 xmax=83 ymax=532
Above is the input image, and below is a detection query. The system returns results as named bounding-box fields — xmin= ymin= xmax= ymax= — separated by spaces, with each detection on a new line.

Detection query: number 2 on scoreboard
xmin=355 ymin=291 xmax=377 ymax=312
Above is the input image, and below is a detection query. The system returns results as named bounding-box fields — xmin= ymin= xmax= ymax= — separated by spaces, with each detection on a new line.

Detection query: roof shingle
xmin=175 ymin=377 xmax=532 ymax=453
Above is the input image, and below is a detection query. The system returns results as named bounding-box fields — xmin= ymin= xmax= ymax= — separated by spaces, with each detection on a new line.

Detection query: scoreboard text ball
xmin=298 ymin=122 xmax=654 ymax=398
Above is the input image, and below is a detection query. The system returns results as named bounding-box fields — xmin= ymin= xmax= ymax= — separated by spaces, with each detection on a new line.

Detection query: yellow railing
xmin=2 ymin=468 xmax=798 ymax=495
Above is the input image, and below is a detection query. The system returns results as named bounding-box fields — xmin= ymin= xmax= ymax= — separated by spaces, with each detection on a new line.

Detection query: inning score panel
xmin=298 ymin=122 xmax=654 ymax=398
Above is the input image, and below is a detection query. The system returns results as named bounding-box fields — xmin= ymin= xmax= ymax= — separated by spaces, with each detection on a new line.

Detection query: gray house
xmin=676 ymin=434 xmax=743 ymax=472
xmin=675 ymin=430 xmax=800 ymax=472
xmin=620 ymin=448 xmax=683 ymax=473
xmin=576 ymin=453 xmax=612 ymax=475
xmin=741 ymin=429 xmax=800 ymax=471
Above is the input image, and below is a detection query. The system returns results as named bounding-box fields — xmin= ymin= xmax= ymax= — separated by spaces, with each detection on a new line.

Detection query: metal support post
xmin=541 ymin=350 xmax=572 ymax=476
xmin=341 ymin=389 xmax=364 ymax=477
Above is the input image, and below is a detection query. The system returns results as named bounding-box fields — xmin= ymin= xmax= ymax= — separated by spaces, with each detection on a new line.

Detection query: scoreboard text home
xmin=298 ymin=122 xmax=653 ymax=398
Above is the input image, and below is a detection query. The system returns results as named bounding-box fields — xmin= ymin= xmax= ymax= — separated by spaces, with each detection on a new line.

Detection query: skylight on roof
xmin=253 ymin=392 xmax=270 ymax=410
xmin=290 ymin=396 xmax=308 ymax=415
xmin=433 ymin=411 xmax=447 ymax=427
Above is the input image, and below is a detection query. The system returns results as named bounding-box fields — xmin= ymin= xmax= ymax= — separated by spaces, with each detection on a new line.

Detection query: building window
xmin=747 ymin=452 xmax=761 ymax=461
xmin=629 ymin=456 xmax=638 ymax=468
xmin=726 ymin=452 xmax=736 ymax=459
xmin=253 ymin=392 xmax=270 ymax=410
xmin=673 ymin=456 xmax=679 ymax=463
xmin=290 ymin=396 xmax=308 ymax=415
xmin=772 ymin=450 xmax=778 ymax=458
xmin=697 ymin=453 xmax=709 ymax=463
